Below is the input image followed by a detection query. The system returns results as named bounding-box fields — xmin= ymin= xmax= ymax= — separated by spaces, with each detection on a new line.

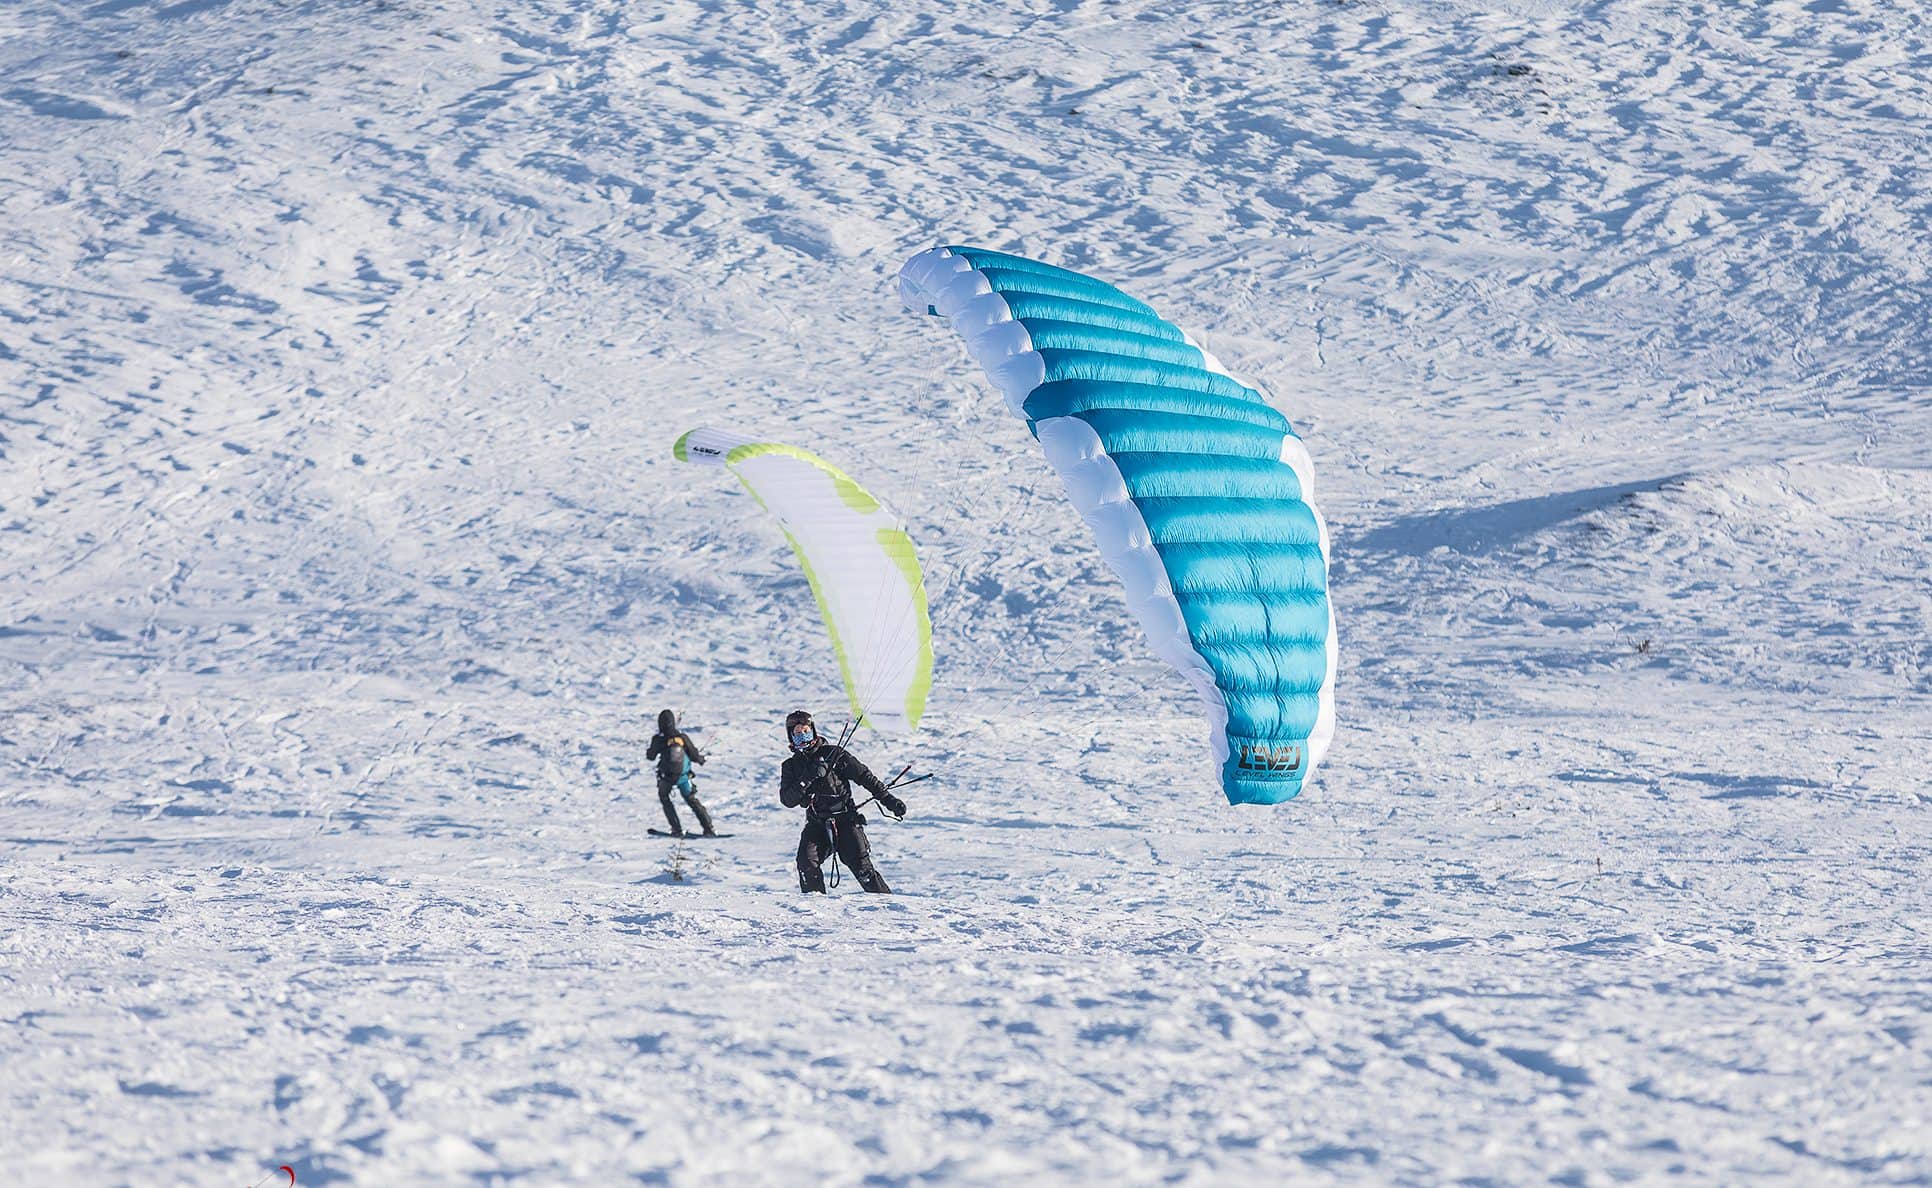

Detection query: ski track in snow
xmin=1 ymin=0 xmax=1929 ymax=1183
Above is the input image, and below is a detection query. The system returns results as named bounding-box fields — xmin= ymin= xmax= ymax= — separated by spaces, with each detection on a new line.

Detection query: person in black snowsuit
xmin=779 ymin=709 xmax=905 ymax=894
xmin=646 ymin=709 xmax=715 ymax=838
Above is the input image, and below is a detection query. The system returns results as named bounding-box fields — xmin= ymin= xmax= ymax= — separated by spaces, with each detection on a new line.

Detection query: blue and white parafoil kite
xmin=899 ymin=246 xmax=1335 ymax=804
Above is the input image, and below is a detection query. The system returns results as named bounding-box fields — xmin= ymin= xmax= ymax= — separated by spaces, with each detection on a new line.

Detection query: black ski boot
xmin=685 ymin=792 xmax=717 ymax=838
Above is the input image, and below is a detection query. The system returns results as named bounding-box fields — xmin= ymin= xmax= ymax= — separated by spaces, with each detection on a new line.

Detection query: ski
xmin=647 ymin=829 xmax=734 ymax=839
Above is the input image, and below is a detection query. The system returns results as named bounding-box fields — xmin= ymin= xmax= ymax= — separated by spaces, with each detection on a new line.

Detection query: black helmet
xmin=658 ymin=709 xmax=677 ymax=734
xmin=785 ymin=710 xmax=820 ymax=752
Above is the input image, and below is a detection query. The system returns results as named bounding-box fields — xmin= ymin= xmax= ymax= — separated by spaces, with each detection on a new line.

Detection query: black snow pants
xmin=797 ymin=812 xmax=890 ymax=894
xmin=657 ymin=771 xmax=714 ymax=837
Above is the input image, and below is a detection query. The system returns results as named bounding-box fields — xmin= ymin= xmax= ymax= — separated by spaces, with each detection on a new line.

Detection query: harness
xmin=798 ymin=752 xmax=855 ymax=887
xmin=824 ymin=814 xmax=845 ymax=889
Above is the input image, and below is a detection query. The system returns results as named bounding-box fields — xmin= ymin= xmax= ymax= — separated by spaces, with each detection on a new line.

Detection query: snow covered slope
xmin=2 ymin=0 xmax=1928 ymax=1183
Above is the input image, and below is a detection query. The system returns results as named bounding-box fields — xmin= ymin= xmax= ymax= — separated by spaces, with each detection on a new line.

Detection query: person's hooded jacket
xmin=780 ymin=742 xmax=895 ymax=817
xmin=646 ymin=710 xmax=706 ymax=780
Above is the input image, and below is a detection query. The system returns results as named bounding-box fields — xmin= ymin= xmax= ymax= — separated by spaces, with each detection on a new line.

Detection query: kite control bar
xmin=883 ymin=764 xmax=932 ymax=794
xmin=856 ymin=764 xmax=930 ymax=821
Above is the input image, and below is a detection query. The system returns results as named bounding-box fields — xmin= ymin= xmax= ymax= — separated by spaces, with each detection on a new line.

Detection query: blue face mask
xmin=789 ymin=724 xmax=817 ymax=750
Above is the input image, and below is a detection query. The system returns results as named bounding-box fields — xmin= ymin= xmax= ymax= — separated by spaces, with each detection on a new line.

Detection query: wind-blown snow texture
xmin=3 ymin=1 xmax=1929 ymax=1184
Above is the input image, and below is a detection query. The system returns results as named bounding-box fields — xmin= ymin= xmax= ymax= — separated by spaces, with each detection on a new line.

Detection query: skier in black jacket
xmin=779 ymin=709 xmax=905 ymax=894
xmin=646 ymin=709 xmax=715 ymax=838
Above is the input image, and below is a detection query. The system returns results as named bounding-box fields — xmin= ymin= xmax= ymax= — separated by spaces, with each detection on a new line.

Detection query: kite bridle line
xmin=825 ymin=455 xmax=1046 ymax=750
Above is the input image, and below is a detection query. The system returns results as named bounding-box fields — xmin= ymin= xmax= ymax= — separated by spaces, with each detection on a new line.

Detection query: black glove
xmin=879 ymin=793 xmax=907 ymax=819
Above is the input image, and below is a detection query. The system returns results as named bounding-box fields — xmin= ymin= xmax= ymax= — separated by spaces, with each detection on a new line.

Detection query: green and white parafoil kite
xmin=899 ymin=246 xmax=1336 ymax=805
xmin=673 ymin=427 xmax=933 ymax=733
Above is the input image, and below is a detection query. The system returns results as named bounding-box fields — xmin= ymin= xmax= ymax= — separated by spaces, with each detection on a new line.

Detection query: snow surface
xmin=3 ymin=0 xmax=1929 ymax=1183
